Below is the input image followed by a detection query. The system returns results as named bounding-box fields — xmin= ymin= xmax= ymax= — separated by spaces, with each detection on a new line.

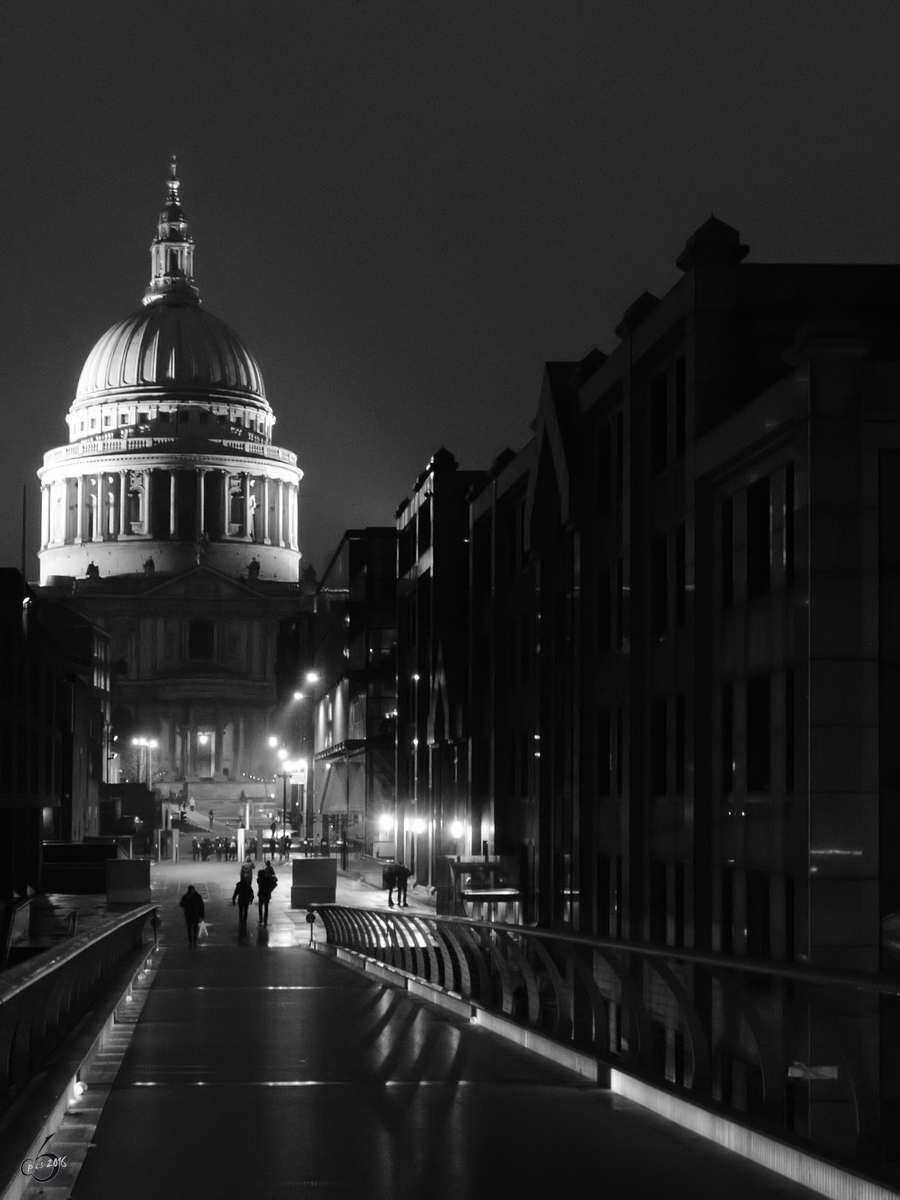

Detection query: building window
xmin=598 ymin=711 xmax=611 ymax=795
xmin=598 ymin=565 xmax=611 ymax=652
xmin=746 ymin=477 xmax=771 ymax=598
xmin=188 ymin=619 xmax=215 ymax=661
xmin=785 ymin=669 xmax=795 ymax=792
xmin=746 ymin=871 xmax=770 ymax=957
xmin=721 ymin=496 xmax=734 ymax=607
xmin=674 ymin=356 xmax=686 ymax=459
xmin=721 ymin=683 xmax=734 ymax=794
xmin=651 ymin=374 xmax=668 ymax=474
xmin=675 ymin=524 xmax=686 ymax=625
xmin=651 ymin=535 xmax=668 ymax=635
xmin=746 ymin=675 xmax=770 ymax=792
xmin=784 ymin=464 xmax=795 ymax=585
xmin=650 ymin=698 xmax=667 ymax=795
xmin=598 ymin=420 xmax=612 ymax=512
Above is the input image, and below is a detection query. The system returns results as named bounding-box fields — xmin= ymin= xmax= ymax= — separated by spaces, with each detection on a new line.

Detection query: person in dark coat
xmin=179 ymin=885 xmax=205 ymax=947
xmin=232 ymin=874 xmax=254 ymax=926
xmin=256 ymin=861 xmax=277 ymax=924
xmin=385 ymin=863 xmax=399 ymax=908
xmin=394 ymin=864 xmax=412 ymax=907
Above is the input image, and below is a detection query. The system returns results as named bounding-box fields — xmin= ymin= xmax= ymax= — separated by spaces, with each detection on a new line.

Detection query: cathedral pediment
xmin=142 ymin=564 xmax=268 ymax=601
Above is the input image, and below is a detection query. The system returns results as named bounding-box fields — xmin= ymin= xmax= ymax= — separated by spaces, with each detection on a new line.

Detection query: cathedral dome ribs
xmin=38 ymin=165 xmax=302 ymax=586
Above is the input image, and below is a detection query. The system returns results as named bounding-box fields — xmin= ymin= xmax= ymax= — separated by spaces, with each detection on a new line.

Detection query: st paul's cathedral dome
xmin=38 ymin=162 xmax=302 ymax=585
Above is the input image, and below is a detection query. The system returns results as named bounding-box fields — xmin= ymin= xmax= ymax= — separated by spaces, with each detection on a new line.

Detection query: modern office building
xmin=395 ymin=448 xmax=486 ymax=894
xmin=310 ymin=528 xmax=397 ymax=854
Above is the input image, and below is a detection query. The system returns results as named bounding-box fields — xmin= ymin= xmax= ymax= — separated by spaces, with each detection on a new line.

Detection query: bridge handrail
xmin=311 ymin=905 xmax=899 ymax=1183
xmin=0 ymin=904 xmax=157 ymax=1110
xmin=372 ymin=913 xmax=900 ymax=995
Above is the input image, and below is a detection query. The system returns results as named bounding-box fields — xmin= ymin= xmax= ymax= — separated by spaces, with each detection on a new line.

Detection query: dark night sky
xmin=2 ymin=1 xmax=900 ymax=578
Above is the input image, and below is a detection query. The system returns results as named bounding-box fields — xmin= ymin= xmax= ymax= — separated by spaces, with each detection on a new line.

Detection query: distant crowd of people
xmin=191 ymin=835 xmax=239 ymax=862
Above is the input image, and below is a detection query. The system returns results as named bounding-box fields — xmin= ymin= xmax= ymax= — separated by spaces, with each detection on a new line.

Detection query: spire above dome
xmin=143 ymin=157 xmax=200 ymax=307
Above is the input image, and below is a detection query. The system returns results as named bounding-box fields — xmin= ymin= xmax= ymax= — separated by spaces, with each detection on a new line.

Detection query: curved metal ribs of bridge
xmin=3 ymin=858 xmax=898 ymax=1200
xmin=33 ymin=935 xmax=829 ymax=1200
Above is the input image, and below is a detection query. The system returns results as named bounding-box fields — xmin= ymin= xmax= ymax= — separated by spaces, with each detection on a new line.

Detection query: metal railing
xmin=312 ymin=905 xmax=900 ymax=1184
xmin=0 ymin=905 xmax=157 ymax=1113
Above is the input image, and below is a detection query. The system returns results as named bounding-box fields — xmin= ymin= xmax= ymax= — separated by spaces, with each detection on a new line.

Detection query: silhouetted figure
xmin=191 ymin=837 xmax=199 ymax=862
xmin=232 ymin=875 xmax=253 ymax=926
xmin=86 ymin=562 xmax=100 ymax=579
xmin=180 ymin=885 xmax=205 ymax=947
xmin=396 ymin=868 xmax=415 ymax=902
xmin=208 ymin=808 xmax=214 ymax=829
xmin=385 ymin=863 xmax=399 ymax=908
xmin=256 ymin=861 xmax=277 ymax=924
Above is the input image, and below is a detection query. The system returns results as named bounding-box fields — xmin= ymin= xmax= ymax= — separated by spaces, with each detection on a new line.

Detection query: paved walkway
xmin=54 ymin=858 xmax=819 ymax=1199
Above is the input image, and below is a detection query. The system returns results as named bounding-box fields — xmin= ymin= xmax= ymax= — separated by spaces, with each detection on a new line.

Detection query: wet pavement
xmin=50 ymin=856 xmax=825 ymax=1199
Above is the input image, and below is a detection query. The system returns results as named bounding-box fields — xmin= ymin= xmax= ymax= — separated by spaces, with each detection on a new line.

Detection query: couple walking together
xmin=232 ymin=858 xmax=278 ymax=925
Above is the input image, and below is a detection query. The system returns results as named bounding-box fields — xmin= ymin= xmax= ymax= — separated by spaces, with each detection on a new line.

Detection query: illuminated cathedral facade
xmin=37 ymin=164 xmax=308 ymax=803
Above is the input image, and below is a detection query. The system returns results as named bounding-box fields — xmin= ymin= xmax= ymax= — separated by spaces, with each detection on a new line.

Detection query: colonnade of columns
xmin=41 ymin=466 xmax=299 ymax=551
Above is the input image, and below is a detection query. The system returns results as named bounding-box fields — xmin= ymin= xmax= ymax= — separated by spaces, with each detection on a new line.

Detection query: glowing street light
xmin=131 ymin=736 xmax=158 ymax=786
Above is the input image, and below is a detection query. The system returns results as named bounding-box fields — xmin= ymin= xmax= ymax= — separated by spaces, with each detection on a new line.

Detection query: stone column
xmin=243 ymin=473 xmax=252 ymax=541
xmin=92 ymin=477 xmax=102 ymax=541
xmin=263 ymin=477 xmax=271 ymax=544
xmin=223 ymin=471 xmax=232 ymax=536
xmin=75 ymin=477 xmax=84 ymax=543
xmin=40 ymin=484 xmax=49 ymax=549
xmin=143 ymin=470 xmax=152 ymax=536
xmin=169 ymin=471 xmax=177 ymax=538
xmin=198 ymin=469 xmax=207 ymax=535
xmin=119 ymin=471 xmax=128 ymax=537
xmin=278 ymin=480 xmax=285 ymax=546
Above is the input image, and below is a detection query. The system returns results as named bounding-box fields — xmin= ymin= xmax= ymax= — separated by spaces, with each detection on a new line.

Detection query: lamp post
xmin=277 ymin=747 xmax=289 ymax=840
xmin=131 ymin=736 xmax=158 ymax=787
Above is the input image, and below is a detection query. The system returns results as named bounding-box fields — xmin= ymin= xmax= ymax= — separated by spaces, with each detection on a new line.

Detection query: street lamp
xmin=131 ymin=737 xmax=158 ymax=786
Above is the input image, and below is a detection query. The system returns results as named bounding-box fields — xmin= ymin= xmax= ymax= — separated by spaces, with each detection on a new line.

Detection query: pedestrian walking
xmin=179 ymin=884 xmax=205 ymax=947
xmin=385 ymin=863 xmax=399 ymax=908
xmin=208 ymin=808 xmax=215 ymax=829
xmin=256 ymin=861 xmax=277 ymax=924
xmin=192 ymin=837 xmax=199 ymax=862
xmin=232 ymin=874 xmax=253 ymax=925
xmin=229 ymin=837 xmax=238 ymax=861
xmin=394 ymin=864 xmax=412 ymax=907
